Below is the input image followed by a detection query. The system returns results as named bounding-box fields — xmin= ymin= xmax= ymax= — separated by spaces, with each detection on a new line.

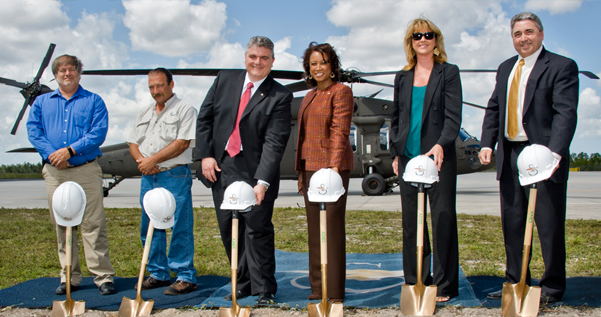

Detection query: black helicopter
xmin=3 ymin=44 xmax=599 ymax=196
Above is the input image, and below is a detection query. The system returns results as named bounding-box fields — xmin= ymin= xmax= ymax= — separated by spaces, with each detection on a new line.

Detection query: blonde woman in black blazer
xmin=389 ymin=18 xmax=462 ymax=302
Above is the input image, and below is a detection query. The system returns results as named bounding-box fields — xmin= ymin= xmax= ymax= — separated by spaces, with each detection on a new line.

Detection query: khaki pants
xmin=43 ymin=161 xmax=115 ymax=286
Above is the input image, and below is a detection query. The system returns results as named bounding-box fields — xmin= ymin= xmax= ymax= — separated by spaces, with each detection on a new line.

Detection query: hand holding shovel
xmin=400 ymin=156 xmax=439 ymax=316
xmin=219 ymin=181 xmax=257 ymax=317
xmin=501 ymin=144 xmax=560 ymax=317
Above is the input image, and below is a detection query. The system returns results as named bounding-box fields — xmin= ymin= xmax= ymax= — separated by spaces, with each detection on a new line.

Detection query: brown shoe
xmin=307 ymin=294 xmax=321 ymax=300
xmin=135 ymin=277 xmax=171 ymax=290
xmin=164 ymin=280 xmax=197 ymax=295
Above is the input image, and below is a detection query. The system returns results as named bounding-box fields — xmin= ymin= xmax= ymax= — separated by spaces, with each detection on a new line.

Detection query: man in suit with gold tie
xmin=479 ymin=12 xmax=579 ymax=305
xmin=195 ymin=36 xmax=292 ymax=306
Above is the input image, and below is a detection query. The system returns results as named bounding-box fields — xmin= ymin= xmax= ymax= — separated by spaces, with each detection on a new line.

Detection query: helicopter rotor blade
xmin=34 ymin=44 xmax=56 ymax=82
xmin=11 ymin=97 xmax=33 ymax=135
xmin=0 ymin=77 xmax=28 ymax=89
xmin=285 ymin=80 xmax=311 ymax=93
xmin=356 ymin=78 xmax=394 ymax=88
xmin=463 ymin=101 xmax=487 ymax=110
xmin=352 ymin=71 xmax=398 ymax=78
xmin=579 ymin=71 xmax=600 ymax=80
xmin=82 ymin=68 xmax=305 ymax=80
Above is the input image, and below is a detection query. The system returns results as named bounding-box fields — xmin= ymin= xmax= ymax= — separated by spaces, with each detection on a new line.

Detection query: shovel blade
xmin=400 ymin=284 xmax=437 ymax=316
xmin=501 ymin=282 xmax=541 ymax=317
xmin=218 ymin=306 xmax=251 ymax=317
xmin=51 ymin=299 xmax=85 ymax=317
xmin=118 ymin=297 xmax=154 ymax=317
xmin=308 ymin=301 xmax=344 ymax=317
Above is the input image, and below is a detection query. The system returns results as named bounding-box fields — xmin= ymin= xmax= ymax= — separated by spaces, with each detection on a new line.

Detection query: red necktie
xmin=227 ymin=82 xmax=253 ymax=157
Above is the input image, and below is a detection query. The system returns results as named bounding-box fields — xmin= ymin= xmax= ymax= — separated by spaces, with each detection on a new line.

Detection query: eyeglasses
xmin=412 ymin=32 xmax=436 ymax=41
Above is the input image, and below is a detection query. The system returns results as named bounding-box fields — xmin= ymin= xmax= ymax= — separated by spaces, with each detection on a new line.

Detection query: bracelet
xmin=66 ymin=146 xmax=75 ymax=157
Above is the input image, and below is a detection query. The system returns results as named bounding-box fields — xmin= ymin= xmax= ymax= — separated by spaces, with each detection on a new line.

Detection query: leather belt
xmin=506 ymin=140 xmax=530 ymax=147
xmin=68 ymin=158 xmax=97 ymax=168
xmin=159 ymin=164 xmax=189 ymax=172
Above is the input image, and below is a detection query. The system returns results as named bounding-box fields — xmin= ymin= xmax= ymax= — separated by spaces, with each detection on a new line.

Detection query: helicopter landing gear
xmin=102 ymin=176 xmax=124 ymax=197
xmin=362 ymin=173 xmax=386 ymax=196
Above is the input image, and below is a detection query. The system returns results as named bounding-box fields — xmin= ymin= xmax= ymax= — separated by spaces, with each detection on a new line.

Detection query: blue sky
xmin=1 ymin=0 xmax=600 ymax=165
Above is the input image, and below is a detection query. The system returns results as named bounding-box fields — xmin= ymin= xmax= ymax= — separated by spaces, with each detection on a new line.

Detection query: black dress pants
xmin=398 ymin=155 xmax=459 ymax=298
xmin=499 ymin=140 xmax=566 ymax=299
xmin=211 ymin=152 xmax=277 ymax=295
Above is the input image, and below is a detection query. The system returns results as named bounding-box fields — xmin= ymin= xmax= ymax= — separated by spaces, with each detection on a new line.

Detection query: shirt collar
xmin=243 ymin=73 xmax=267 ymax=91
xmin=49 ymin=85 xmax=84 ymax=99
xmin=162 ymin=93 xmax=178 ymax=110
xmin=520 ymin=45 xmax=543 ymax=67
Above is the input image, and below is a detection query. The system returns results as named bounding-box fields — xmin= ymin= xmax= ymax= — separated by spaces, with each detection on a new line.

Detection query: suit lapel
xmin=242 ymin=75 xmax=273 ymax=119
xmin=229 ymin=71 xmax=246 ymax=122
xmin=399 ymin=70 xmax=413 ymax=117
xmin=298 ymin=89 xmax=317 ymax=126
xmin=422 ymin=63 xmax=443 ymax=124
xmin=497 ymin=56 xmax=518 ymax=123
xmin=523 ymin=48 xmax=549 ymax=115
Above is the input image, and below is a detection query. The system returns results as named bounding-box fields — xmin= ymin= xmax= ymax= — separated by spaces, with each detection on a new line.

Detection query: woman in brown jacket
xmin=296 ymin=42 xmax=354 ymax=303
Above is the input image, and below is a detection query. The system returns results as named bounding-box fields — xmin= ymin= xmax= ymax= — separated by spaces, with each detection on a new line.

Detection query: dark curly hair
xmin=302 ymin=42 xmax=342 ymax=87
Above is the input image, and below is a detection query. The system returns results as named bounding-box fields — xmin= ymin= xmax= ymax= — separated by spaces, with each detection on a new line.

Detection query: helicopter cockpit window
xmin=350 ymin=124 xmax=357 ymax=152
xmin=458 ymin=129 xmax=471 ymax=142
xmin=380 ymin=124 xmax=389 ymax=151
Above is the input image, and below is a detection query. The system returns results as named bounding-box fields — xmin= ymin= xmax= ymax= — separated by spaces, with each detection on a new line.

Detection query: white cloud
xmin=0 ymin=0 xmax=129 ymax=164
xmin=525 ymin=0 xmax=583 ymax=15
xmin=576 ymin=87 xmax=601 ymax=138
xmin=123 ymin=0 xmax=227 ymax=57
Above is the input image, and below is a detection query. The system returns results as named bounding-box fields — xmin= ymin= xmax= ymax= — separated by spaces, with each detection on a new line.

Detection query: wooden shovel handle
xmin=135 ymin=224 xmax=155 ymax=297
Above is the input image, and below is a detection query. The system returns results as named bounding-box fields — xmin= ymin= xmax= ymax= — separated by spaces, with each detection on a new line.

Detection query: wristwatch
xmin=258 ymin=180 xmax=269 ymax=191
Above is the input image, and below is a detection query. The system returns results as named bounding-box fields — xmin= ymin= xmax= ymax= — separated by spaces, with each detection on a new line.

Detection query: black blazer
xmin=389 ymin=62 xmax=463 ymax=159
xmin=195 ymin=70 xmax=293 ymax=201
xmin=480 ymin=47 xmax=579 ymax=183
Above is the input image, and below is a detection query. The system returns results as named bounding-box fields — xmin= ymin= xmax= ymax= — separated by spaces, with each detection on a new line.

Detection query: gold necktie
xmin=507 ymin=59 xmax=525 ymax=140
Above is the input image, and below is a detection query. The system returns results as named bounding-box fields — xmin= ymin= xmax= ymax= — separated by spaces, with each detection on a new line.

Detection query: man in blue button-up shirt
xmin=27 ymin=54 xmax=116 ymax=296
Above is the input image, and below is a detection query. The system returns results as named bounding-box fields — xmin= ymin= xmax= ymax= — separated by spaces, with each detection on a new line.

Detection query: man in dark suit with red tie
xmin=195 ymin=36 xmax=292 ymax=306
xmin=479 ymin=12 xmax=579 ymax=305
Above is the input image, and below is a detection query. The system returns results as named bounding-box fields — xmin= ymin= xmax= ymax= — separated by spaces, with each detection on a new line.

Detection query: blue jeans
xmin=140 ymin=165 xmax=196 ymax=283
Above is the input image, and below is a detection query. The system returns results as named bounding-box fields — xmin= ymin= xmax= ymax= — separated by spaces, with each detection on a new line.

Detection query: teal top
xmin=403 ymin=85 xmax=427 ymax=158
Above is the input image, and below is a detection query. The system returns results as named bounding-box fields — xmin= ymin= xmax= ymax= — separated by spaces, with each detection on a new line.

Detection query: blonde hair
xmin=403 ymin=18 xmax=447 ymax=71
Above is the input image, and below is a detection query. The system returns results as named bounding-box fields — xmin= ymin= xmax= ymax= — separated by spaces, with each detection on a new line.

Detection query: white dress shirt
xmin=504 ymin=45 xmax=543 ymax=142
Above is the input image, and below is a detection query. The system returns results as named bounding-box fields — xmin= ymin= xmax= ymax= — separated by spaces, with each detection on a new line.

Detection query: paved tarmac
xmin=1 ymin=171 xmax=599 ymax=220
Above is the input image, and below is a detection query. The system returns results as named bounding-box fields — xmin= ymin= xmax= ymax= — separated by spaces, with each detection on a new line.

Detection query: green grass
xmin=0 ymin=207 xmax=599 ymax=290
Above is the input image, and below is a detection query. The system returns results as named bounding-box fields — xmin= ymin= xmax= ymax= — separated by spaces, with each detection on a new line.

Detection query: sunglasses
xmin=412 ymin=32 xmax=436 ymax=41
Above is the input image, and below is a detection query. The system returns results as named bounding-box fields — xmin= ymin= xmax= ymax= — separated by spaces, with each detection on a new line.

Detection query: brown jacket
xmin=295 ymin=82 xmax=355 ymax=172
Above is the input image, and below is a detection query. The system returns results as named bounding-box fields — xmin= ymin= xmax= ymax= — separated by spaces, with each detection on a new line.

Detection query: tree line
xmin=0 ymin=162 xmax=43 ymax=174
xmin=0 ymin=153 xmax=599 ymax=175
xmin=570 ymin=152 xmax=601 ymax=171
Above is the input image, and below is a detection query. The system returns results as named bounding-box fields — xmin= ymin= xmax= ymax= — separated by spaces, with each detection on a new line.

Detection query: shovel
xmin=400 ymin=183 xmax=437 ymax=316
xmin=52 ymin=226 xmax=85 ymax=317
xmin=501 ymin=183 xmax=541 ymax=317
xmin=219 ymin=210 xmax=251 ymax=317
xmin=118 ymin=223 xmax=155 ymax=317
xmin=308 ymin=203 xmax=344 ymax=317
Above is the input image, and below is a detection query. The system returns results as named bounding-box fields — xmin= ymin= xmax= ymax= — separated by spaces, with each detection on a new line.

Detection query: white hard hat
xmin=143 ymin=188 xmax=176 ymax=229
xmin=518 ymin=144 xmax=560 ymax=186
xmin=221 ymin=181 xmax=257 ymax=211
xmin=52 ymin=181 xmax=86 ymax=227
xmin=307 ymin=168 xmax=346 ymax=203
xmin=402 ymin=155 xmax=439 ymax=185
